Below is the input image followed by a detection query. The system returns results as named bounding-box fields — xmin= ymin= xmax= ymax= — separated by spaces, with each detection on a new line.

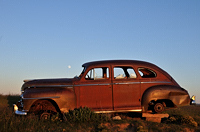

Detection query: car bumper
xmin=190 ymin=99 xmax=196 ymax=105
xmin=13 ymin=104 xmax=27 ymax=116
xmin=190 ymin=95 xmax=196 ymax=105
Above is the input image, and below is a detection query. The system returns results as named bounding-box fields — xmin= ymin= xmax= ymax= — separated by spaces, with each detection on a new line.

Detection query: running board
xmin=94 ymin=109 xmax=142 ymax=113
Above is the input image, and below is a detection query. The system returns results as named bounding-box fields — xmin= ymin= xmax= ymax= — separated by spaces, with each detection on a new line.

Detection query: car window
xmin=127 ymin=68 xmax=137 ymax=78
xmin=138 ymin=68 xmax=156 ymax=78
xmin=85 ymin=67 xmax=109 ymax=80
xmin=114 ymin=67 xmax=137 ymax=79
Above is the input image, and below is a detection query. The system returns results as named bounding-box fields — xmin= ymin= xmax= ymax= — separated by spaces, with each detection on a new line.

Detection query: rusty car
xmin=13 ymin=60 xmax=193 ymax=118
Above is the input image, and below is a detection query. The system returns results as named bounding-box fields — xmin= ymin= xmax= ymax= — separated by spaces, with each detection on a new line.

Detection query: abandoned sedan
xmin=14 ymin=60 xmax=192 ymax=117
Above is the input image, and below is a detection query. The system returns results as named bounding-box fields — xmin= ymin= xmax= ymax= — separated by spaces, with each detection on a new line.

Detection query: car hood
xmin=21 ymin=78 xmax=74 ymax=92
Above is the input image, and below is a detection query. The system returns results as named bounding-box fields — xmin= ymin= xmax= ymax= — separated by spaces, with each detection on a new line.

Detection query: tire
xmin=153 ymin=103 xmax=165 ymax=113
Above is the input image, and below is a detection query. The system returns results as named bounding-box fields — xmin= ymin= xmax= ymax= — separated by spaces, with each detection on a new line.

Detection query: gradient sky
xmin=0 ymin=1 xmax=200 ymax=102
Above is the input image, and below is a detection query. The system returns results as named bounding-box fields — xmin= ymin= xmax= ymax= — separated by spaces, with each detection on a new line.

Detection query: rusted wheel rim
xmin=154 ymin=103 xmax=164 ymax=113
xmin=40 ymin=112 xmax=51 ymax=120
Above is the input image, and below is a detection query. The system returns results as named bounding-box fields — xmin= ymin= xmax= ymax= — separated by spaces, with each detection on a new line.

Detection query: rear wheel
xmin=153 ymin=103 xmax=165 ymax=113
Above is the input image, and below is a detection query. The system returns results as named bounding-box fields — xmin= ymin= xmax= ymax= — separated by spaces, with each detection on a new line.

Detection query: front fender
xmin=23 ymin=87 xmax=76 ymax=113
xmin=141 ymin=85 xmax=190 ymax=112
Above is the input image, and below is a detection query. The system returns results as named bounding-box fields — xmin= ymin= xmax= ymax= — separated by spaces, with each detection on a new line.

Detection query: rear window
xmin=138 ymin=68 xmax=156 ymax=78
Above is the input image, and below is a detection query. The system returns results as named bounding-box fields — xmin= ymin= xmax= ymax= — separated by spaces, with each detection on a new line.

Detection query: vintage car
xmin=14 ymin=60 xmax=192 ymax=118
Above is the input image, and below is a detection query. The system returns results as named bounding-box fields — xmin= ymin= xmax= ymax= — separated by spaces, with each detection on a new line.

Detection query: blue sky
xmin=0 ymin=1 xmax=200 ymax=102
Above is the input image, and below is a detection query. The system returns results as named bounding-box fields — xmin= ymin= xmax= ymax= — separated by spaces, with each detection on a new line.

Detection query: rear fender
xmin=141 ymin=85 xmax=190 ymax=112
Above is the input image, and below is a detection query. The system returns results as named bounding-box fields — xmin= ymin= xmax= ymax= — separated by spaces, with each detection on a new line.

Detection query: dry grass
xmin=0 ymin=95 xmax=199 ymax=132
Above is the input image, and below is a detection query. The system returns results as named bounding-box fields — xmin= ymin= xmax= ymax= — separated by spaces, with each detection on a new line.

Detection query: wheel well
xmin=149 ymin=99 xmax=175 ymax=109
xmin=29 ymin=99 xmax=60 ymax=114
xmin=47 ymin=99 xmax=61 ymax=113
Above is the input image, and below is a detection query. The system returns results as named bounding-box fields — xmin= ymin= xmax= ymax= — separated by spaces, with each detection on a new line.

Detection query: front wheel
xmin=153 ymin=103 xmax=165 ymax=113
xmin=30 ymin=100 xmax=57 ymax=119
xmin=40 ymin=112 xmax=52 ymax=120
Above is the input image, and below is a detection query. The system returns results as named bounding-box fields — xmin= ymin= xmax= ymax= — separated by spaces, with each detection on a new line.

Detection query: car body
xmin=14 ymin=60 xmax=191 ymax=116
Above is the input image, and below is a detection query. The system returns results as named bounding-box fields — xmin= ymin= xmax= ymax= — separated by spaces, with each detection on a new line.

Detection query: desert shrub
xmin=182 ymin=116 xmax=198 ymax=127
xmin=64 ymin=107 xmax=109 ymax=123
xmin=165 ymin=109 xmax=198 ymax=127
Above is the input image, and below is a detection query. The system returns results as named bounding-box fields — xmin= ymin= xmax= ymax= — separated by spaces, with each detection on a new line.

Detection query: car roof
xmin=82 ymin=60 xmax=159 ymax=69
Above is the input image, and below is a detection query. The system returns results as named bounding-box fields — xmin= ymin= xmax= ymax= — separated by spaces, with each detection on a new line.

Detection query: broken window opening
xmin=138 ymin=68 xmax=156 ymax=78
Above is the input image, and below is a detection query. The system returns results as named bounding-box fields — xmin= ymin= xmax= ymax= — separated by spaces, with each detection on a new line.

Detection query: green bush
xmin=64 ymin=107 xmax=109 ymax=123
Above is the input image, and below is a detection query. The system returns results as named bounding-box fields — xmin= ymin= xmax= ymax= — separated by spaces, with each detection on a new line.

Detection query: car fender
xmin=23 ymin=87 xmax=76 ymax=113
xmin=141 ymin=85 xmax=190 ymax=112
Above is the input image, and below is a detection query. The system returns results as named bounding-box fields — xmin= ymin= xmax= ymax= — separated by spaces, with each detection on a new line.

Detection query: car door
xmin=112 ymin=66 xmax=141 ymax=110
xmin=79 ymin=67 xmax=113 ymax=111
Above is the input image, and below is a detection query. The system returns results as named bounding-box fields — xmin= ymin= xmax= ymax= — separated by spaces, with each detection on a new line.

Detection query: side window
xmin=127 ymin=68 xmax=137 ymax=78
xmin=114 ymin=67 xmax=125 ymax=79
xmin=138 ymin=68 xmax=156 ymax=78
xmin=85 ymin=67 xmax=109 ymax=80
xmin=114 ymin=67 xmax=137 ymax=79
